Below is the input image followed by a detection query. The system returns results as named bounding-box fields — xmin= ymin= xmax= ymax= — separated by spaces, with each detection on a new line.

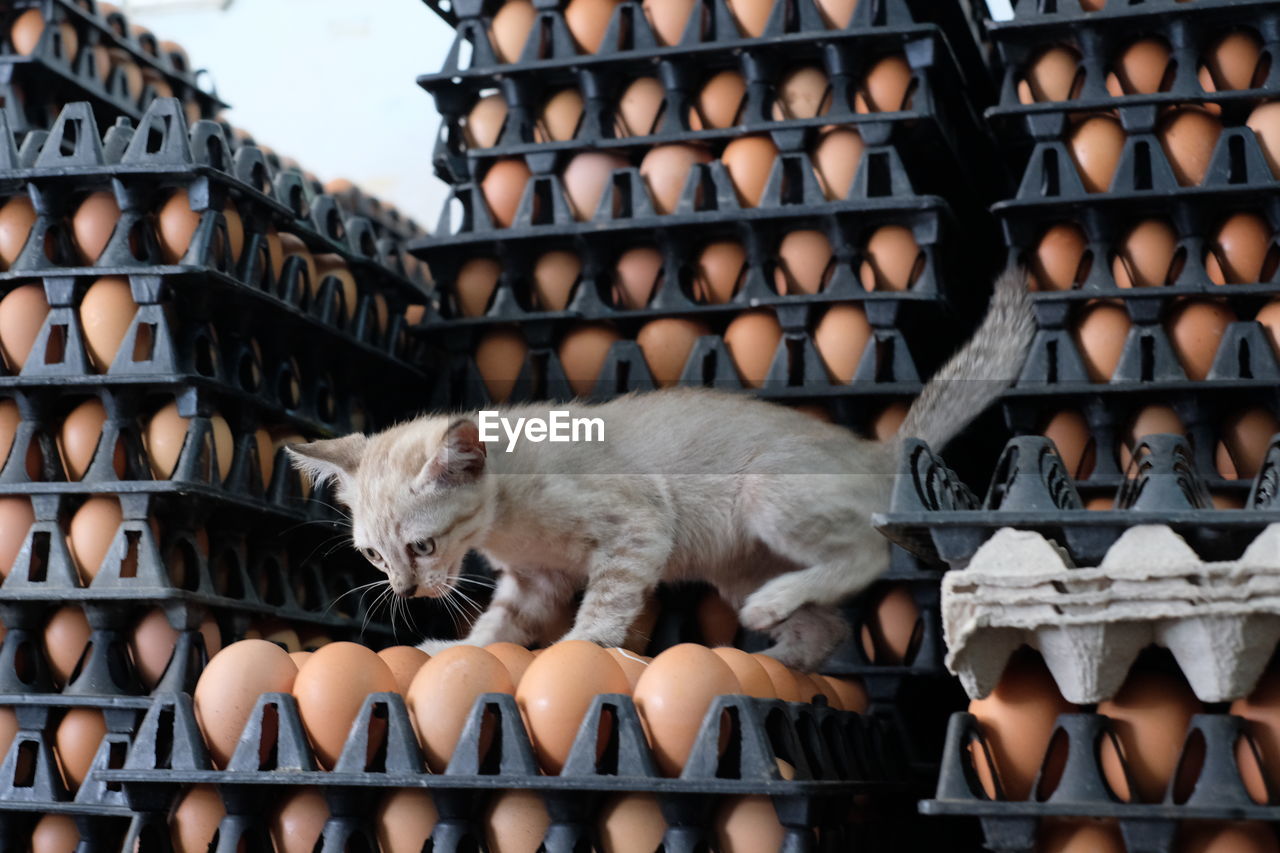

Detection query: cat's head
xmin=285 ymin=418 xmax=493 ymax=598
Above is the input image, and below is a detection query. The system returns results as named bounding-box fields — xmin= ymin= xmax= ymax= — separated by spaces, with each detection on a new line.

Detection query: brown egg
xmin=1259 ymin=299 xmax=1280 ymax=358
xmin=0 ymin=196 xmax=36 ymax=268
xmin=855 ymin=54 xmax=914 ymax=113
xmin=616 ymin=77 xmax=666 ymax=136
xmin=696 ymin=590 xmax=739 ymax=646
xmin=612 ymin=247 xmax=662 ymax=309
xmin=279 ymin=233 xmax=317 ymax=294
xmin=0 ymin=398 xmax=18 ymax=472
xmin=1037 ymin=819 xmax=1126 ymax=853
xmin=79 ymin=276 xmax=137 ymax=371
xmin=376 ymin=789 xmax=439 ymax=853
xmin=1069 ymin=115 xmax=1126 ymax=193
xmin=466 ymin=93 xmax=509 ymax=148
xmin=722 ymin=136 xmax=777 ymax=208
xmin=642 ymin=0 xmax=695 ymax=45
xmin=1247 ymin=102 xmax=1280 ymax=178
xmin=71 ymin=192 xmax=120 ymax=265
xmin=130 ymin=609 xmax=221 ymax=689
xmin=1219 ymin=408 xmax=1280 ymax=479
xmin=1179 ymin=822 xmax=1280 ymax=853
xmin=1121 ymin=405 xmax=1185 ymax=470
xmin=565 ymin=0 xmax=621 ymax=53
xmin=1207 ymin=212 xmax=1273 ymax=285
xmin=1074 ymin=301 xmax=1131 ymax=382
xmin=489 ymin=0 xmax=536 ymax=63
xmin=68 ymin=496 xmax=122 ymax=582
xmin=637 ymin=318 xmax=710 ymax=386
xmin=253 ymin=427 xmax=274 ymax=488
xmin=408 ymin=646 xmax=514 ymax=772
xmin=690 ymin=70 xmax=746 ymax=130
xmin=860 ymin=225 xmax=922 ymax=292
xmin=193 ymin=639 xmax=298 ymax=768
xmin=694 ymin=241 xmax=744 ymax=303
xmin=813 ymin=0 xmax=854 ymax=27
xmin=530 ymin=250 xmax=580 ymax=311
xmin=773 ymin=230 xmax=831 ymax=295
xmin=269 ymin=789 xmax=329 ymax=853
xmin=295 ymin=643 xmax=398 ymax=768
xmin=517 ymin=640 xmax=631 ymax=773
xmin=475 ymin=327 xmax=528 ymax=402
xmin=59 ymin=398 xmax=118 ymax=481
xmin=11 ymin=10 xmax=77 ymax=58
xmin=31 ymin=815 xmax=80 ymax=853
xmin=1106 ymin=38 xmax=1172 ymax=96
xmin=1200 ymin=31 xmax=1265 ymax=92
xmin=751 ymin=653 xmax=801 ymax=702
xmin=1167 ymin=299 xmax=1236 ymax=380
xmin=860 ymin=584 xmax=921 ymax=664
xmin=537 ymin=89 xmax=584 ymax=142
xmin=824 ymin=676 xmax=869 ymax=712
xmin=1231 ymin=669 xmax=1280 ymax=803
xmin=1098 ymin=669 xmax=1202 ymax=802
xmin=245 ymin=621 xmax=302 ymax=653
xmin=726 ymin=0 xmax=771 ymax=37
xmin=486 ymin=642 xmax=536 ymax=686
xmin=559 ymin=323 xmax=621 ymax=396
xmin=967 ymin=649 xmax=1076 ymax=801
xmin=0 ymin=497 xmax=34 ymax=577
xmin=170 ymin=786 xmax=226 ymax=853
xmin=812 ymin=127 xmax=863 ymax=200
xmin=288 ymin=651 xmax=312 ymax=668
xmin=562 ymin=151 xmax=628 ymax=221
xmin=1159 ymin=108 xmax=1223 ymax=187
xmin=772 ymin=67 xmax=831 ymax=120
xmin=711 ymin=648 xmax=775 ymax=699
xmin=0 ymin=707 xmax=16 ymax=763
xmin=1031 ymin=223 xmax=1088 ymax=291
xmin=455 ymin=257 xmax=501 ymax=317
xmin=485 ymin=790 xmax=550 ymax=853
xmin=598 ymin=794 xmax=667 ymax=853
xmin=1113 ymin=219 xmax=1178 ymax=288
xmin=1020 ymin=46 xmax=1082 ymax=103
xmin=145 ymin=401 xmax=234 ymax=482
xmin=44 ymin=606 xmax=90 ymax=685
xmin=606 ymin=648 xmax=650 ymax=689
xmin=157 ymin=189 xmax=240 ymax=265
xmin=815 ymin=303 xmax=872 ymax=384
xmin=640 ymin=144 xmax=711 ymax=214
xmin=314 ymin=253 xmax=359 ymax=318
xmin=0 ymin=284 xmax=49 ymax=371
xmin=724 ymin=309 xmax=782 ymax=388
xmin=481 ymin=159 xmax=532 ymax=228
xmin=634 ymin=643 xmax=740 ymax=776
xmin=54 ymin=708 xmax=106 ymax=791
xmin=714 ymin=797 xmax=785 ymax=853
xmin=108 ymin=50 xmax=143 ymax=101
xmin=872 ymin=401 xmax=909 ymax=441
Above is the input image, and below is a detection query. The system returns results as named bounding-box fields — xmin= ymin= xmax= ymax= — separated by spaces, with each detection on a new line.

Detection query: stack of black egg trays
xmin=0 ymin=0 xmax=224 ymax=137
xmin=871 ymin=432 xmax=1280 ymax=852
xmin=100 ymin=679 xmax=911 ymax=853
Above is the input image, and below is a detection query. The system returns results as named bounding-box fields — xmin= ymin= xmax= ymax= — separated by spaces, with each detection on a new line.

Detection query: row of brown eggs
xmin=479 ymin=125 xmax=868 ymax=226
xmin=469 ymin=305 xmax=892 ymax=399
xmin=463 ymin=54 xmax=915 ymax=148
xmin=1063 ymin=103 xmax=1280 ymax=192
xmin=1031 ymin=212 xmax=1280 ymax=291
xmin=451 ymin=224 xmax=923 ymax=318
xmin=1065 ymin=297 xmax=1279 ymax=381
xmin=486 ymin=0 xmax=859 ymax=67
xmin=1042 ymin=404 xmax=1280 ymax=486
xmin=1035 ymin=819 xmax=1277 ymax=852
xmin=194 ymin=640 xmax=867 ymax=778
xmin=1019 ymin=29 xmax=1272 ymax=103
xmin=170 ymin=784 xmax=797 ymax=853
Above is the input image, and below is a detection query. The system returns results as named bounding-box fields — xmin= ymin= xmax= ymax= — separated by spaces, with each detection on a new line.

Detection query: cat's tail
xmin=894 ymin=266 xmax=1036 ymax=451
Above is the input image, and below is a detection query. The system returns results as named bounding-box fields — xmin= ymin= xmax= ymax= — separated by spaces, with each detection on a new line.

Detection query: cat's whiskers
xmin=326 ymin=579 xmax=385 ymax=615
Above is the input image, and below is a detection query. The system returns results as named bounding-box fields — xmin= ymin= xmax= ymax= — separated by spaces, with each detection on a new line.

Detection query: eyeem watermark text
xmin=478 ymin=410 xmax=605 ymax=452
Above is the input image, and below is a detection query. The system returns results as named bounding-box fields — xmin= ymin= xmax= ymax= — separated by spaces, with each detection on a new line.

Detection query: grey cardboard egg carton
xmin=943 ymin=522 xmax=1280 ymax=704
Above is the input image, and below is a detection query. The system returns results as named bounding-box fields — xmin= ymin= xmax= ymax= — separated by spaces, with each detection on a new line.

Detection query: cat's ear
xmin=285 ymin=434 xmax=368 ymax=489
xmin=418 ymin=419 xmax=486 ymax=489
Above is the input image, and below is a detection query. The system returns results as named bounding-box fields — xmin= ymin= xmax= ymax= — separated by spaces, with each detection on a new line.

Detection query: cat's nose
xmin=396 ymin=584 xmax=418 ymax=598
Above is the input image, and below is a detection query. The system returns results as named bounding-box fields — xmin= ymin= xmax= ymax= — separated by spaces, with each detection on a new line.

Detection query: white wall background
xmin=124 ymin=0 xmax=456 ymax=229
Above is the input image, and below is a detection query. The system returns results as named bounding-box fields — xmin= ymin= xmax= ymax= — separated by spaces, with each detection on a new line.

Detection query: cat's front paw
xmin=417 ymin=637 xmax=466 ymax=655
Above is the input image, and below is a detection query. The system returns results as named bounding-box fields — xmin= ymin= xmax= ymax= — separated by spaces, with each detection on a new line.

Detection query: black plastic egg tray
xmin=0 ymin=0 xmax=224 ymax=137
xmin=874 ymin=432 xmax=1280 ymax=568
xmin=923 ymin=710 xmax=1280 ymax=853
xmin=101 ymin=687 xmax=910 ymax=853
xmin=321 ymin=182 xmax=426 ymax=247
xmin=980 ymin=0 xmax=1280 ymax=136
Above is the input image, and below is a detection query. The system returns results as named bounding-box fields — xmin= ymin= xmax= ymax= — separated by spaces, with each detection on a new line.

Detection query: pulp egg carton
xmin=0 ymin=0 xmax=223 ymax=137
xmin=103 ymin=689 xmax=908 ymax=853
xmin=418 ymin=0 xmax=988 ymax=105
xmin=873 ymin=433 xmax=1280 ymax=568
xmin=981 ymin=0 xmax=1280 ymax=140
xmin=0 ymin=100 xmax=429 ymax=363
xmin=922 ymin=710 xmax=1280 ymax=853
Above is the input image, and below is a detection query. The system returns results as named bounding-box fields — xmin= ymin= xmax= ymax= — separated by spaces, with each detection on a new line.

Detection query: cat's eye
xmin=362 ymin=547 xmax=382 ymax=564
xmin=411 ymin=538 xmax=435 ymax=556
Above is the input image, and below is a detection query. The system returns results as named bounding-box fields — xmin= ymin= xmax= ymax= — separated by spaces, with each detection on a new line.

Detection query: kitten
xmin=287 ymin=267 xmax=1035 ymax=669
